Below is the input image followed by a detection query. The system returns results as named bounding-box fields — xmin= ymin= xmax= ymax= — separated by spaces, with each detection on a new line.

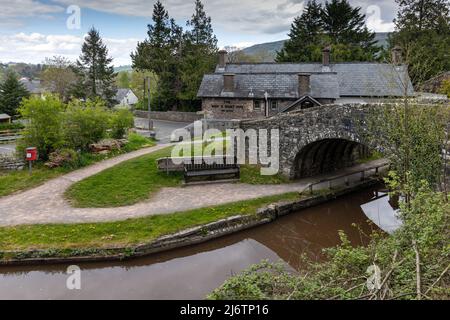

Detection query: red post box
xmin=26 ymin=147 xmax=38 ymax=161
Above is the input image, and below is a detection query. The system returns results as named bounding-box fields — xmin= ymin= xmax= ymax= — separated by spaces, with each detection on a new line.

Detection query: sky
xmin=0 ymin=0 xmax=399 ymax=66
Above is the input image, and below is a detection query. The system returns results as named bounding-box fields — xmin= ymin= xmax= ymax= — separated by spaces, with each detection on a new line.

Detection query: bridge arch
xmin=293 ymin=138 xmax=370 ymax=179
xmin=239 ymin=103 xmax=379 ymax=179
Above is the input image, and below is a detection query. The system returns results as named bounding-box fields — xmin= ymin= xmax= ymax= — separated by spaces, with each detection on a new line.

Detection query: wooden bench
xmin=183 ymin=157 xmax=240 ymax=185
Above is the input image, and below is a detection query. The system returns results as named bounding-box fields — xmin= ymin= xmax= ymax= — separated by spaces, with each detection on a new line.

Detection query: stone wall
xmin=134 ymin=111 xmax=203 ymax=123
xmin=240 ymin=103 xmax=376 ymax=178
xmin=202 ymin=98 xmax=297 ymax=120
xmin=0 ymin=155 xmax=25 ymax=170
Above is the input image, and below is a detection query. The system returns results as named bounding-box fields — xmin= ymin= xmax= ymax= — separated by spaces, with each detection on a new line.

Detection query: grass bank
xmin=0 ymin=193 xmax=300 ymax=255
xmin=0 ymin=133 xmax=155 ymax=197
xmin=65 ymin=147 xmax=290 ymax=208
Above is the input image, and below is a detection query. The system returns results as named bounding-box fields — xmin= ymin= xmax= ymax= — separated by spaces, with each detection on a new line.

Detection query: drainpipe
xmin=264 ymin=91 xmax=269 ymax=117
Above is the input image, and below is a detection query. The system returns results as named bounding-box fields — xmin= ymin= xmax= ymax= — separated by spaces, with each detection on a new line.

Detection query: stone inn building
xmin=197 ymin=47 xmax=415 ymax=120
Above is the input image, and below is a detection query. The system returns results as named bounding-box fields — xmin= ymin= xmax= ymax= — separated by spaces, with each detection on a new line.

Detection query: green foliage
xmin=41 ymin=56 xmax=77 ymax=102
xmin=122 ymin=133 xmax=155 ymax=152
xmin=440 ymin=79 xmax=450 ymax=98
xmin=210 ymin=184 xmax=449 ymax=300
xmin=389 ymin=0 xmax=450 ymax=85
xmin=116 ymin=71 xmax=131 ymax=89
xmin=366 ymin=103 xmax=448 ymax=193
xmin=0 ymin=122 xmax=24 ymax=131
xmin=110 ymin=108 xmax=135 ymax=139
xmin=276 ymin=0 xmax=381 ymax=63
xmin=131 ymin=0 xmax=217 ymax=111
xmin=18 ymin=95 xmax=65 ymax=160
xmin=64 ymin=99 xmax=111 ymax=151
xmin=0 ymin=70 xmax=30 ymax=116
xmin=73 ymin=28 xmax=118 ymax=107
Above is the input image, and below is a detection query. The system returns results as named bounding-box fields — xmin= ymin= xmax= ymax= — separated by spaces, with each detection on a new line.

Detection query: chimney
xmin=218 ymin=50 xmax=228 ymax=69
xmin=223 ymin=73 xmax=235 ymax=92
xmin=298 ymin=73 xmax=311 ymax=96
xmin=392 ymin=46 xmax=403 ymax=65
xmin=322 ymin=46 xmax=331 ymax=66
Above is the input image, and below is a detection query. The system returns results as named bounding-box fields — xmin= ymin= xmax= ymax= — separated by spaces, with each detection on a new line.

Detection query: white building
xmin=115 ymin=89 xmax=138 ymax=107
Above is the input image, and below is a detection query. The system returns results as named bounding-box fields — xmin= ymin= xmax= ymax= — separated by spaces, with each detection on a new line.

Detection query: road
xmin=134 ymin=118 xmax=191 ymax=144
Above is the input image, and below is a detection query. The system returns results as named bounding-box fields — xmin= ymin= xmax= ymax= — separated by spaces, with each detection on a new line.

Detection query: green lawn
xmin=0 ymin=193 xmax=300 ymax=253
xmin=66 ymin=145 xmax=290 ymax=208
xmin=0 ymin=133 xmax=155 ymax=198
xmin=65 ymin=147 xmax=182 ymax=208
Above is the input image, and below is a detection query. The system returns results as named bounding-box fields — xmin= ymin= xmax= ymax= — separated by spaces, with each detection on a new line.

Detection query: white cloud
xmin=0 ymin=33 xmax=138 ymax=66
xmin=0 ymin=0 xmax=64 ymax=27
xmin=366 ymin=5 xmax=395 ymax=32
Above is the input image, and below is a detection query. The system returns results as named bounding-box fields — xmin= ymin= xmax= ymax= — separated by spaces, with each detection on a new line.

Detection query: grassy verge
xmin=0 ymin=193 xmax=300 ymax=254
xmin=0 ymin=133 xmax=155 ymax=197
xmin=66 ymin=146 xmax=292 ymax=208
xmin=65 ymin=147 xmax=182 ymax=208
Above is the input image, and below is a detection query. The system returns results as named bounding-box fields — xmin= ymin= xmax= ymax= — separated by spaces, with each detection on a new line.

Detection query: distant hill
xmin=114 ymin=65 xmax=133 ymax=73
xmin=241 ymin=32 xmax=390 ymax=62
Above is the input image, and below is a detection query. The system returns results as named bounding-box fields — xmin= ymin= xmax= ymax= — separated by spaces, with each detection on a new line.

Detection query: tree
xmin=277 ymin=0 xmax=381 ymax=63
xmin=131 ymin=1 xmax=183 ymax=111
xmin=179 ymin=0 xmax=218 ymax=109
xmin=389 ymin=0 xmax=450 ymax=85
xmin=41 ymin=56 xmax=77 ymax=102
xmin=18 ymin=95 xmax=65 ymax=160
xmin=117 ymin=71 xmax=131 ymax=89
xmin=74 ymin=27 xmax=117 ymax=107
xmin=0 ymin=70 xmax=30 ymax=116
xmin=277 ymin=0 xmax=323 ymax=62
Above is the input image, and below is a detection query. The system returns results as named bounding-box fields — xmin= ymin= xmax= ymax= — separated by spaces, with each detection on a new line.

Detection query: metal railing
xmin=307 ymin=161 xmax=390 ymax=195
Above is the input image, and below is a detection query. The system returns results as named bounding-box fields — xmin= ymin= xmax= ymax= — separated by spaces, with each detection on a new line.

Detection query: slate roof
xmin=198 ymin=62 xmax=414 ymax=99
xmin=0 ymin=113 xmax=11 ymax=120
xmin=115 ymin=88 xmax=131 ymax=102
xmin=20 ymin=79 xmax=43 ymax=94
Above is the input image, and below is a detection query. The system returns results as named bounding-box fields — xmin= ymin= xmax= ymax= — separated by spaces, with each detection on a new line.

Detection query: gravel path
xmin=0 ymin=145 xmax=387 ymax=227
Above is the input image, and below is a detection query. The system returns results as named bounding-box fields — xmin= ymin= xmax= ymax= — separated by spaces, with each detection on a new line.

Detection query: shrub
xmin=64 ymin=99 xmax=110 ymax=151
xmin=0 ymin=122 xmax=25 ymax=131
xmin=440 ymin=79 xmax=450 ymax=98
xmin=18 ymin=95 xmax=65 ymax=160
xmin=110 ymin=108 xmax=134 ymax=139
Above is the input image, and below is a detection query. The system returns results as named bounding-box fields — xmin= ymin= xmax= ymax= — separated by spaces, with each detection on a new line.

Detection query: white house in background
xmin=115 ymin=89 xmax=138 ymax=107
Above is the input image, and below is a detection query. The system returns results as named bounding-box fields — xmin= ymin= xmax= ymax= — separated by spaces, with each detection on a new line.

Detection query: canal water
xmin=0 ymin=186 xmax=396 ymax=300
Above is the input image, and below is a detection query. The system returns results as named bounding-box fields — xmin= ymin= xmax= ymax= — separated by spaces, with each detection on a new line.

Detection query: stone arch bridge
xmin=239 ymin=104 xmax=379 ymax=179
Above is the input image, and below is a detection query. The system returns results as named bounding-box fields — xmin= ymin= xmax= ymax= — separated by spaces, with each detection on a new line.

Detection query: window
xmin=254 ymin=100 xmax=261 ymax=111
xmin=271 ymin=100 xmax=278 ymax=111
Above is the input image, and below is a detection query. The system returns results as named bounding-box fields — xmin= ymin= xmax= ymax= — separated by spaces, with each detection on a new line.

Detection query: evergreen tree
xmin=277 ymin=0 xmax=381 ymax=63
xmin=0 ymin=71 xmax=30 ymax=116
xmin=185 ymin=0 xmax=218 ymax=48
xmin=277 ymin=0 xmax=323 ymax=62
xmin=389 ymin=0 xmax=450 ymax=85
xmin=131 ymin=1 xmax=183 ymax=111
xmin=179 ymin=0 xmax=218 ymax=109
xmin=74 ymin=27 xmax=117 ymax=107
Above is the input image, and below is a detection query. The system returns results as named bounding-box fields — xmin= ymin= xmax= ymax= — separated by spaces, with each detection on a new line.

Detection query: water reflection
xmin=0 ymin=186 xmax=397 ymax=300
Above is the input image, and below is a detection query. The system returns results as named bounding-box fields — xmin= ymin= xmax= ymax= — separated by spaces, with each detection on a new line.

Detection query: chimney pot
xmin=322 ymin=46 xmax=331 ymax=66
xmin=223 ymin=73 xmax=235 ymax=92
xmin=392 ymin=46 xmax=403 ymax=65
xmin=298 ymin=73 xmax=311 ymax=96
xmin=218 ymin=50 xmax=228 ymax=69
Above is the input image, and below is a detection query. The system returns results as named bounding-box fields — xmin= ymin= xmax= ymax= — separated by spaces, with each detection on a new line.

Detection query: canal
xmin=0 ymin=186 xmax=398 ymax=300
